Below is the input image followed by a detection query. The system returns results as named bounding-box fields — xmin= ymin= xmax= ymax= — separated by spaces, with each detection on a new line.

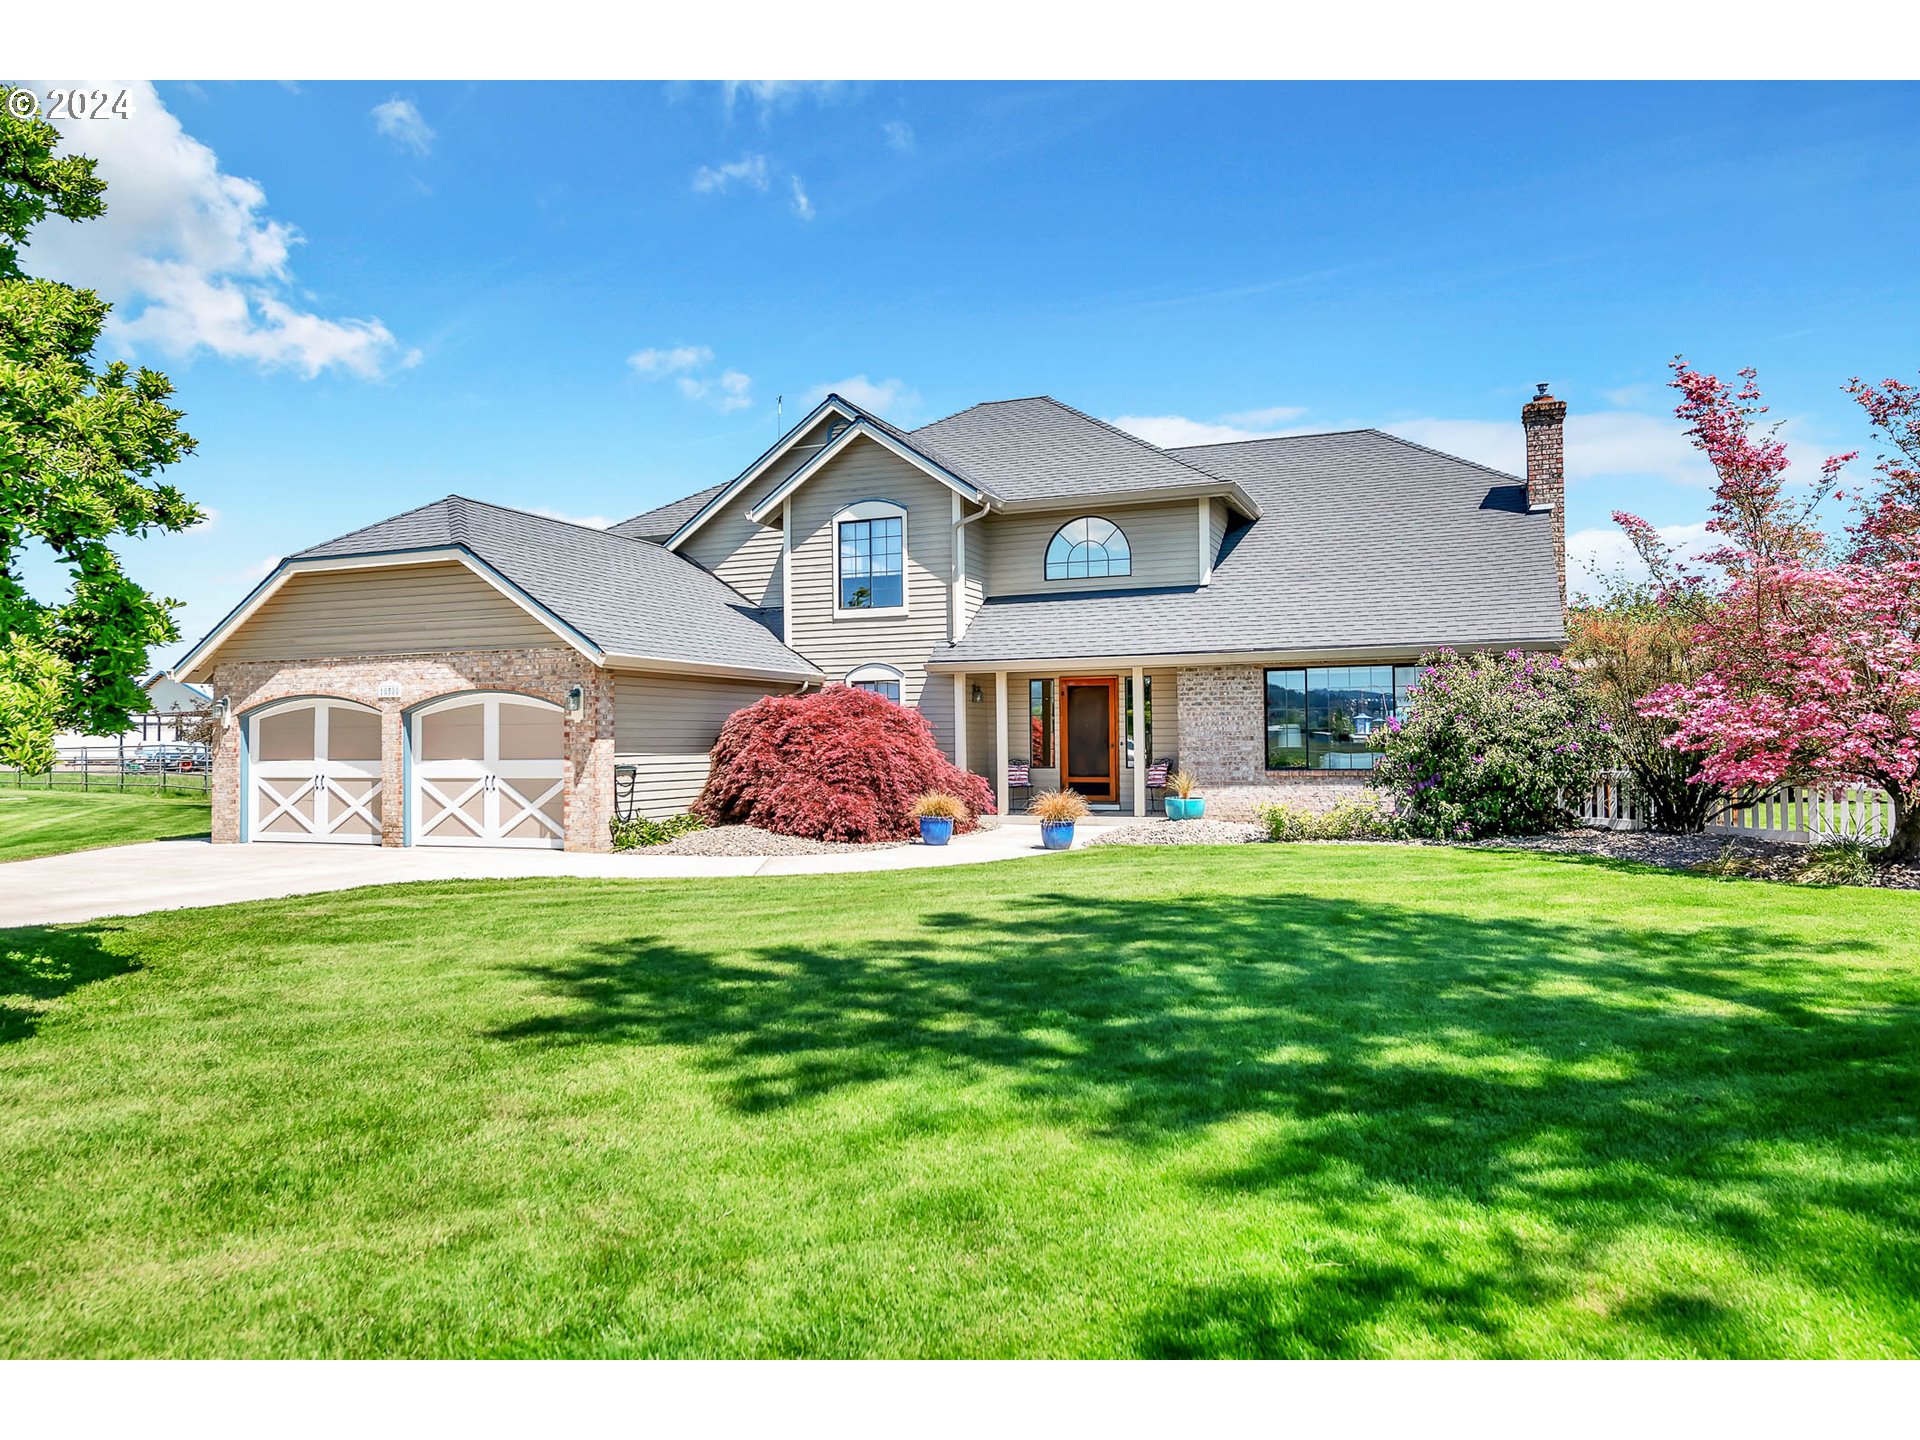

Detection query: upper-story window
xmin=1045 ymin=516 xmax=1131 ymax=581
xmin=835 ymin=499 xmax=907 ymax=614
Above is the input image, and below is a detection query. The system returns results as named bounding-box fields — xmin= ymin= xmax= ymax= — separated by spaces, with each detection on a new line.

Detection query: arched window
xmin=845 ymin=663 xmax=904 ymax=704
xmin=834 ymin=499 xmax=907 ymax=614
xmin=1045 ymin=517 xmax=1131 ymax=581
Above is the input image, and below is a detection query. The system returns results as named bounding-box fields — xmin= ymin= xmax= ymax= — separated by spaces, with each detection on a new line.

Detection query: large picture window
xmin=836 ymin=502 xmax=905 ymax=612
xmin=1264 ymin=664 xmax=1426 ymax=771
xmin=1045 ymin=517 xmax=1131 ymax=581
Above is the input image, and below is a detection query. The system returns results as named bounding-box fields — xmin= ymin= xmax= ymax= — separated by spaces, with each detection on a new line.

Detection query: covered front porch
xmin=939 ymin=665 xmax=1182 ymax=819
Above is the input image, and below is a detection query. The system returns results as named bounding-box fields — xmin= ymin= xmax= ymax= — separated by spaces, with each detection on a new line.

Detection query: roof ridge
xmin=448 ymin=493 xmax=664 ymax=545
xmin=1168 ymin=426 xmax=1387 ymax=451
xmin=1029 ymin=395 xmax=1231 ymax=484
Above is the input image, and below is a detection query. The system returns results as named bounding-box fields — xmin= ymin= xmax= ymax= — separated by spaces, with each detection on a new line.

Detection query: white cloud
xmin=1222 ymin=404 xmax=1309 ymax=428
xmin=529 ymin=507 xmax=613 ymax=530
xmin=371 ymin=98 xmax=434 ymax=158
xmin=21 ymin=80 xmax=409 ymax=379
xmin=1393 ymin=412 xmax=1713 ymax=488
xmin=882 ymin=120 xmax=915 ymax=153
xmin=720 ymin=82 xmax=848 ymax=117
xmin=632 ymin=344 xmax=753 ymax=412
xmin=1567 ymin=521 xmax=1716 ymax=600
xmin=692 ymin=154 xmax=770 ymax=194
xmin=802 ymin=375 xmax=921 ymax=417
xmin=789 ymin=175 xmax=815 ymax=221
xmin=628 ymin=344 xmax=713 ymax=377
xmin=1110 ymin=412 xmax=1307 ymax=447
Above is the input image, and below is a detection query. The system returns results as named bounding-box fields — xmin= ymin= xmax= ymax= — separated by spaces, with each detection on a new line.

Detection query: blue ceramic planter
xmin=1165 ymin=796 xmax=1207 ymax=821
xmin=1040 ymin=820 xmax=1076 ymax=851
xmin=918 ymin=816 xmax=955 ymax=846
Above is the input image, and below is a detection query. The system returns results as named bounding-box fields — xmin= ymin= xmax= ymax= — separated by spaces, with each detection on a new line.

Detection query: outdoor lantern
xmin=565 ymin=683 xmax=585 ymax=719
xmin=217 ymin=695 xmax=232 ymax=728
xmin=970 ymin=683 xmax=984 ymax=704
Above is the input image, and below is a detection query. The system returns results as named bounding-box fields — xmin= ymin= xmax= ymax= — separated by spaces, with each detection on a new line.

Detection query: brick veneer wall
xmin=1174 ymin=663 xmax=1373 ymax=820
xmin=208 ymin=647 xmax=615 ymax=852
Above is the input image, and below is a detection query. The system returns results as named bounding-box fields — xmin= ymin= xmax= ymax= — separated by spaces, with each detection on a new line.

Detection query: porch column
xmin=1131 ymin=664 xmax=1147 ymax=817
xmin=954 ymin=672 xmax=968 ymax=771
xmin=994 ymin=671 xmax=1010 ymax=818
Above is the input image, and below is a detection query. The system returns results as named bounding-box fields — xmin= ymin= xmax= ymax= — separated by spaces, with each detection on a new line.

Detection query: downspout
xmin=951 ymin=499 xmax=991 ymax=644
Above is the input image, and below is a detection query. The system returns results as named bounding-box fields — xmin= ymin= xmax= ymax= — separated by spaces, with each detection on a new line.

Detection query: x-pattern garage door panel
xmin=411 ymin=696 xmax=565 ymax=849
xmin=247 ymin=701 xmax=385 ymax=844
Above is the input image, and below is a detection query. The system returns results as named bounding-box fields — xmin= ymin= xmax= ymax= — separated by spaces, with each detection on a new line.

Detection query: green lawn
xmin=0 ymin=789 xmax=211 ymax=863
xmin=2 ymin=846 xmax=1917 ymax=1357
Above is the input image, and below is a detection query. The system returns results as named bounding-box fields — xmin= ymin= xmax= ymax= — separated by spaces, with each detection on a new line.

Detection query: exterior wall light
xmin=565 ymin=683 xmax=585 ymax=720
xmin=970 ymin=683 xmax=984 ymax=704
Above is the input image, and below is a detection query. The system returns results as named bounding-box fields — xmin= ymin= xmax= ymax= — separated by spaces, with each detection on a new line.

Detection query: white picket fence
xmin=1576 ymin=770 xmax=1895 ymax=845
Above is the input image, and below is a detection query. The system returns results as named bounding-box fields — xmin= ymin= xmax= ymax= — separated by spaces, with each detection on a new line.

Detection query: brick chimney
xmin=1521 ymin=382 xmax=1567 ymax=609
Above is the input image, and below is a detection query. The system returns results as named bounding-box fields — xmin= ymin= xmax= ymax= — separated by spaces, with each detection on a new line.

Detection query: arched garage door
xmin=409 ymin=693 xmax=565 ymax=849
xmin=245 ymin=698 xmax=385 ymax=843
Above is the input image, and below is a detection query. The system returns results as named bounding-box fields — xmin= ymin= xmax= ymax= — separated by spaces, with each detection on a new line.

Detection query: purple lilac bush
xmin=1372 ymin=649 xmax=1615 ymax=840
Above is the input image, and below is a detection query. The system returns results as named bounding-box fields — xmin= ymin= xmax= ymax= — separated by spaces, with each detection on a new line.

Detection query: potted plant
xmin=1029 ymin=788 xmax=1090 ymax=851
xmin=907 ymin=791 xmax=968 ymax=846
xmin=1164 ymin=769 xmax=1205 ymax=821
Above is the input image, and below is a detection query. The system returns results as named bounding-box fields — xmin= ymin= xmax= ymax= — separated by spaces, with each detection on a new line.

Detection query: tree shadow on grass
xmin=489 ymin=885 xmax=1920 ymax=1355
xmin=0 ymin=923 xmax=139 ymax=1045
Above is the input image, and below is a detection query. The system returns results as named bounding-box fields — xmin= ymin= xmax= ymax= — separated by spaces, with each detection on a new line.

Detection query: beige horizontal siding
xmin=1208 ymin=498 xmax=1229 ymax=577
xmin=216 ymin=563 xmax=561 ymax=661
xmin=677 ymin=413 xmax=839 ymax=607
xmin=983 ymin=500 xmax=1202 ymax=596
xmin=785 ymin=436 xmax=956 ymax=755
xmin=613 ymin=672 xmax=790 ymax=817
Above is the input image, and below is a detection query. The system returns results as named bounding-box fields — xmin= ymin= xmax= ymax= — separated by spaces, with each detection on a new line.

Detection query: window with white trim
xmin=834 ymin=499 xmax=907 ymax=614
xmin=1045 ymin=516 xmax=1131 ymax=581
xmin=846 ymin=663 xmax=904 ymax=704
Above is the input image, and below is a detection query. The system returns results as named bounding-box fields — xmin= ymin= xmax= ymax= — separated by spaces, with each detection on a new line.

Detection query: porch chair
xmin=1145 ymin=756 xmax=1174 ymax=814
xmin=1006 ymin=761 xmax=1031 ymax=813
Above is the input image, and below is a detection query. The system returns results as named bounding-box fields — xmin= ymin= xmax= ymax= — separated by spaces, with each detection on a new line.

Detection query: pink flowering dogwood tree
xmin=1628 ymin=359 xmax=1920 ymax=862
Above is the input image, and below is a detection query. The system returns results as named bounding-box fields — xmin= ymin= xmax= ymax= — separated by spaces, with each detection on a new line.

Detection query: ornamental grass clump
xmin=907 ymin=791 xmax=970 ymax=822
xmin=1256 ymin=797 xmax=1400 ymax=842
xmin=1029 ymin=788 xmax=1091 ymax=823
xmin=1166 ymin=769 xmax=1200 ymax=799
xmin=608 ymin=813 xmax=707 ymax=849
xmin=1372 ymin=647 xmax=1612 ymax=841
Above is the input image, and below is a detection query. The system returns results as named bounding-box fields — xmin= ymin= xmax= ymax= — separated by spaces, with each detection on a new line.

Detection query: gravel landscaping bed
xmin=1086 ymin=819 xmax=1268 ymax=847
xmin=640 ymin=825 xmax=909 ymax=858
xmin=1470 ymin=827 xmax=1920 ymax=889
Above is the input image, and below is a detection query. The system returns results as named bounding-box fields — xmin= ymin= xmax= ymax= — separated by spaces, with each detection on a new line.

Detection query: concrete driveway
xmin=0 ymin=819 xmax=1127 ymax=928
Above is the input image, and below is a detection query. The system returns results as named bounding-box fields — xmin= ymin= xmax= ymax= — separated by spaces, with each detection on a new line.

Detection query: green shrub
xmin=1372 ymin=648 xmax=1613 ymax=841
xmin=609 ymin=813 xmax=708 ymax=850
xmin=1256 ymin=797 xmax=1400 ymax=842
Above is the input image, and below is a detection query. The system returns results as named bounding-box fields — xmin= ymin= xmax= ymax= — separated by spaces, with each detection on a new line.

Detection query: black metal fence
xmin=5 ymin=748 xmax=211 ymax=797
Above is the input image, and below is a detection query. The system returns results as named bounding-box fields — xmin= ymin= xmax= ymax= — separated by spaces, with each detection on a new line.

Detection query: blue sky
xmin=20 ymin=79 xmax=1920 ymax=661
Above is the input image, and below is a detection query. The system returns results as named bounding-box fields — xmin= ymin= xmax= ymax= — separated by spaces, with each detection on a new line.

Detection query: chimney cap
xmin=1534 ymin=382 xmax=1551 ymax=398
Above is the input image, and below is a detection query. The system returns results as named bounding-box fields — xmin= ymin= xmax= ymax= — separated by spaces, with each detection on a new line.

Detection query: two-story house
xmin=175 ymin=388 xmax=1567 ymax=850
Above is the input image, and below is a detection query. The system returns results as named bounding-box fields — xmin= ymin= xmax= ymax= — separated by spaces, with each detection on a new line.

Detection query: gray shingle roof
xmin=941 ymin=429 xmax=1564 ymax=666
xmin=292 ymin=496 xmax=821 ymax=677
xmin=610 ymin=481 xmax=730 ymax=541
xmin=910 ymin=396 xmax=1233 ymax=506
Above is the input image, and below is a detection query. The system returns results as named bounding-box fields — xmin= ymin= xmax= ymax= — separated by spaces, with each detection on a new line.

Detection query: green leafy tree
xmin=1 ymin=86 xmax=199 ymax=770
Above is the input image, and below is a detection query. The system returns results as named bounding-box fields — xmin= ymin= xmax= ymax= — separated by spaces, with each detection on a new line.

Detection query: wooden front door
xmin=1061 ymin=677 xmax=1118 ymax=802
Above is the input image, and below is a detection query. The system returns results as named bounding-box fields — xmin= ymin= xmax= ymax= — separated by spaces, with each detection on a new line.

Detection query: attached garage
xmin=408 ymin=693 xmax=566 ymax=849
xmin=245 ymin=698 xmax=386 ymax=844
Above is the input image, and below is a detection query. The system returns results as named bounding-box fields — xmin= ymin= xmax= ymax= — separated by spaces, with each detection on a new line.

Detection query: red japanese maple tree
xmin=1629 ymin=359 xmax=1920 ymax=861
xmin=695 ymin=684 xmax=994 ymax=843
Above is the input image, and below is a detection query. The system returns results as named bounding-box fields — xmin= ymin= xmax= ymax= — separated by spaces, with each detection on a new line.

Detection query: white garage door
xmin=246 ymin=699 xmax=385 ymax=843
xmin=410 ymin=694 xmax=565 ymax=849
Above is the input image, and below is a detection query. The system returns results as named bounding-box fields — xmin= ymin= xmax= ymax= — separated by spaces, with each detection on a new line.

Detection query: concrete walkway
xmin=0 ymin=818 xmax=1133 ymax=928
